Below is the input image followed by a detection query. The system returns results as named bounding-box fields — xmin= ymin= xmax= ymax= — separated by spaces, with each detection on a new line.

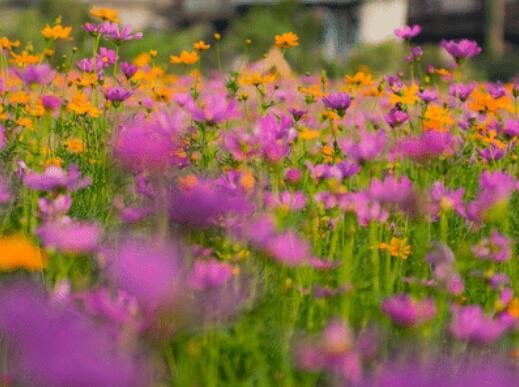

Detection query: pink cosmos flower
xmin=382 ymin=294 xmax=436 ymax=327
xmin=441 ymin=39 xmax=482 ymax=61
xmin=37 ymin=219 xmax=101 ymax=254
xmin=394 ymin=24 xmax=422 ymax=40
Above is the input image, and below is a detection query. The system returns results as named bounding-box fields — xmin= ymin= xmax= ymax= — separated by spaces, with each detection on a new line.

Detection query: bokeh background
xmin=1 ymin=0 xmax=518 ymax=80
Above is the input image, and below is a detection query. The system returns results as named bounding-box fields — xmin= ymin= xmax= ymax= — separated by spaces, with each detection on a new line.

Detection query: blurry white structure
xmin=358 ymin=0 xmax=408 ymax=43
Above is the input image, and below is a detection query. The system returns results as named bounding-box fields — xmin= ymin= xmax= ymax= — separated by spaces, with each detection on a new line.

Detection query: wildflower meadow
xmin=0 ymin=7 xmax=518 ymax=386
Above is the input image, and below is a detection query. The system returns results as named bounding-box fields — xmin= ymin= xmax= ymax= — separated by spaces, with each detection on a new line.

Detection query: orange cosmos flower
xmin=344 ymin=71 xmax=373 ymax=87
xmin=0 ymin=235 xmax=46 ymax=271
xmin=90 ymin=7 xmax=120 ymax=23
xmin=389 ymin=83 xmax=420 ymax=105
xmin=16 ymin=117 xmax=33 ymax=129
xmin=193 ymin=40 xmax=210 ymax=51
xmin=379 ymin=237 xmax=411 ymax=260
xmin=0 ymin=36 xmax=20 ymax=51
xmin=170 ymin=51 xmax=199 ymax=65
xmin=275 ymin=32 xmax=299 ymax=49
xmin=239 ymin=71 xmax=276 ymax=87
xmin=41 ymin=24 xmax=73 ymax=40
xmin=10 ymin=51 xmax=41 ymax=66
xmin=65 ymin=138 xmax=85 ymax=153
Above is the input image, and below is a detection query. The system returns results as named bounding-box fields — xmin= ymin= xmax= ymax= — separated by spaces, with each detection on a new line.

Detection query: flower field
xmin=0 ymin=8 xmax=518 ymax=386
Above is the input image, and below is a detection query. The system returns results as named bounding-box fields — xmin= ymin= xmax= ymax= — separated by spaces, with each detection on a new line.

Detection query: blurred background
xmin=0 ymin=0 xmax=518 ymax=80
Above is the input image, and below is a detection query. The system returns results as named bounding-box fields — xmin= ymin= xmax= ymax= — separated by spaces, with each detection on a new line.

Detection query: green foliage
xmin=345 ymin=40 xmax=404 ymax=75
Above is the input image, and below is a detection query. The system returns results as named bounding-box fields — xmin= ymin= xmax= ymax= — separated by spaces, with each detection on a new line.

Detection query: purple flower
xmin=102 ymin=237 xmax=185 ymax=313
xmin=404 ymin=45 xmax=423 ymax=62
xmin=74 ymin=287 xmax=139 ymax=327
xmin=472 ymin=230 xmax=512 ymax=262
xmin=449 ymin=82 xmax=475 ymax=102
xmin=38 ymin=194 xmax=71 ymax=220
xmin=100 ymin=22 xmax=143 ymax=44
xmin=503 ymin=119 xmax=519 ymax=137
xmin=339 ymin=192 xmax=389 ymax=226
xmin=449 ymin=305 xmax=511 ymax=344
xmin=296 ymin=320 xmax=362 ymax=384
xmin=284 ymin=167 xmax=302 ymax=184
xmin=82 ymin=22 xmax=99 ymax=35
xmin=394 ymin=24 xmax=422 ymax=40
xmin=14 ymin=64 xmax=56 ymax=86
xmin=23 ymin=164 xmax=92 ymax=192
xmin=339 ymin=131 xmax=385 ymax=163
xmin=97 ymin=47 xmax=118 ymax=68
xmin=416 ymin=88 xmax=437 ymax=103
xmin=104 ymin=86 xmax=132 ymax=103
xmin=186 ymin=92 xmax=240 ymax=124
xmin=169 ymin=177 xmax=252 ymax=228
xmin=428 ymin=181 xmax=465 ymax=219
xmin=37 ymin=219 xmax=101 ymax=254
xmin=426 ymin=243 xmax=464 ymax=295
xmin=0 ymin=283 xmax=144 ymax=386
xmin=255 ymin=114 xmax=294 ymax=163
xmin=76 ymin=57 xmax=101 ymax=73
xmin=371 ymin=357 xmax=519 ymax=387
xmin=466 ymin=170 xmax=518 ymax=223
xmin=113 ymin=115 xmax=181 ymax=172
xmin=264 ymin=231 xmax=311 ymax=267
xmin=120 ymin=62 xmax=138 ymax=79
xmin=188 ymin=259 xmax=234 ymax=290
xmin=384 ymin=108 xmax=409 ymax=127
xmin=441 ymin=39 xmax=482 ymax=61
xmin=382 ymin=294 xmax=436 ymax=327
xmin=399 ymin=131 xmax=456 ymax=161
xmin=368 ymin=175 xmax=414 ymax=207
xmin=487 ymin=82 xmax=507 ymax=99
xmin=41 ymin=95 xmax=62 ymax=111
xmin=288 ymin=107 xmax=306 ymax=121
xmin=265 ymin=190 xmax=307 ymax=211
xmin=322 ymin=92 xmax=351 ymax=115
xmin=476 ymin=144 xmax=506 ymax=162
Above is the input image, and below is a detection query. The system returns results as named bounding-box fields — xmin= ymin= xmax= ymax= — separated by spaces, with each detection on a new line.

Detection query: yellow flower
xmin=193 ymin=40 xmax=210 ymax=51
xmin=0 ymin=235 xmax=46 ymax=271
xmin=239 ymin=171 xmax=255 ymax=193
xmin=423 ymin=105 xmax=455 ymax=132
xmin=67 ymin=93 xmax=100 ymax=117
xmin=214 ymin=33 xmax=221 ymax=41
xmin=26 ymin=103 xmax=45 ymax=117
xmin=8 ymin=91 xmax=30 ymax=105
xmin=133 ymin=52 xmax=152 ymax=68
xmin=379 ymin=237 xmax=411 ymax=260
xmin=275 ymin=32 xmax=299 ymax=49
xmin=344 ymin=71 xmax=373 ymax=87
xmin=0 ymin=37 xmax=20 ymax=51
xmin=389 ymin=83 xmax=420 ymax=106
xmin=41 ymin=24 xmax=73 ymax=40
xmin=65 ymin=138 xmax=85 ymax=153
xmin=45 ymin=157 xmax=63 ymax=167
xmin=0 ymin=105 xmax=7 ymax=120
xmin=300 ymin=127 xmax=320 ymax=141
xmin=238 ymin=71 xmax=276 ymax=87
xmin=44 ymin=48 xmax=55 ymax=57
xmin=90 ymin=7 xmax=120 ymax=23
xmin=16 ymin=117 xmax=33 ymax=129
xmin=10 ymin=51 xmax=41 ymax=66
xmin=322 ymin=144 xmax=334 ymax=163
xmin=299 ymin=84 xmax=324 ymax=99
xmin=76 ymin=72 xmax=98 ymax=88
xmin=170 ymin=51 xmax=199 ymax=65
